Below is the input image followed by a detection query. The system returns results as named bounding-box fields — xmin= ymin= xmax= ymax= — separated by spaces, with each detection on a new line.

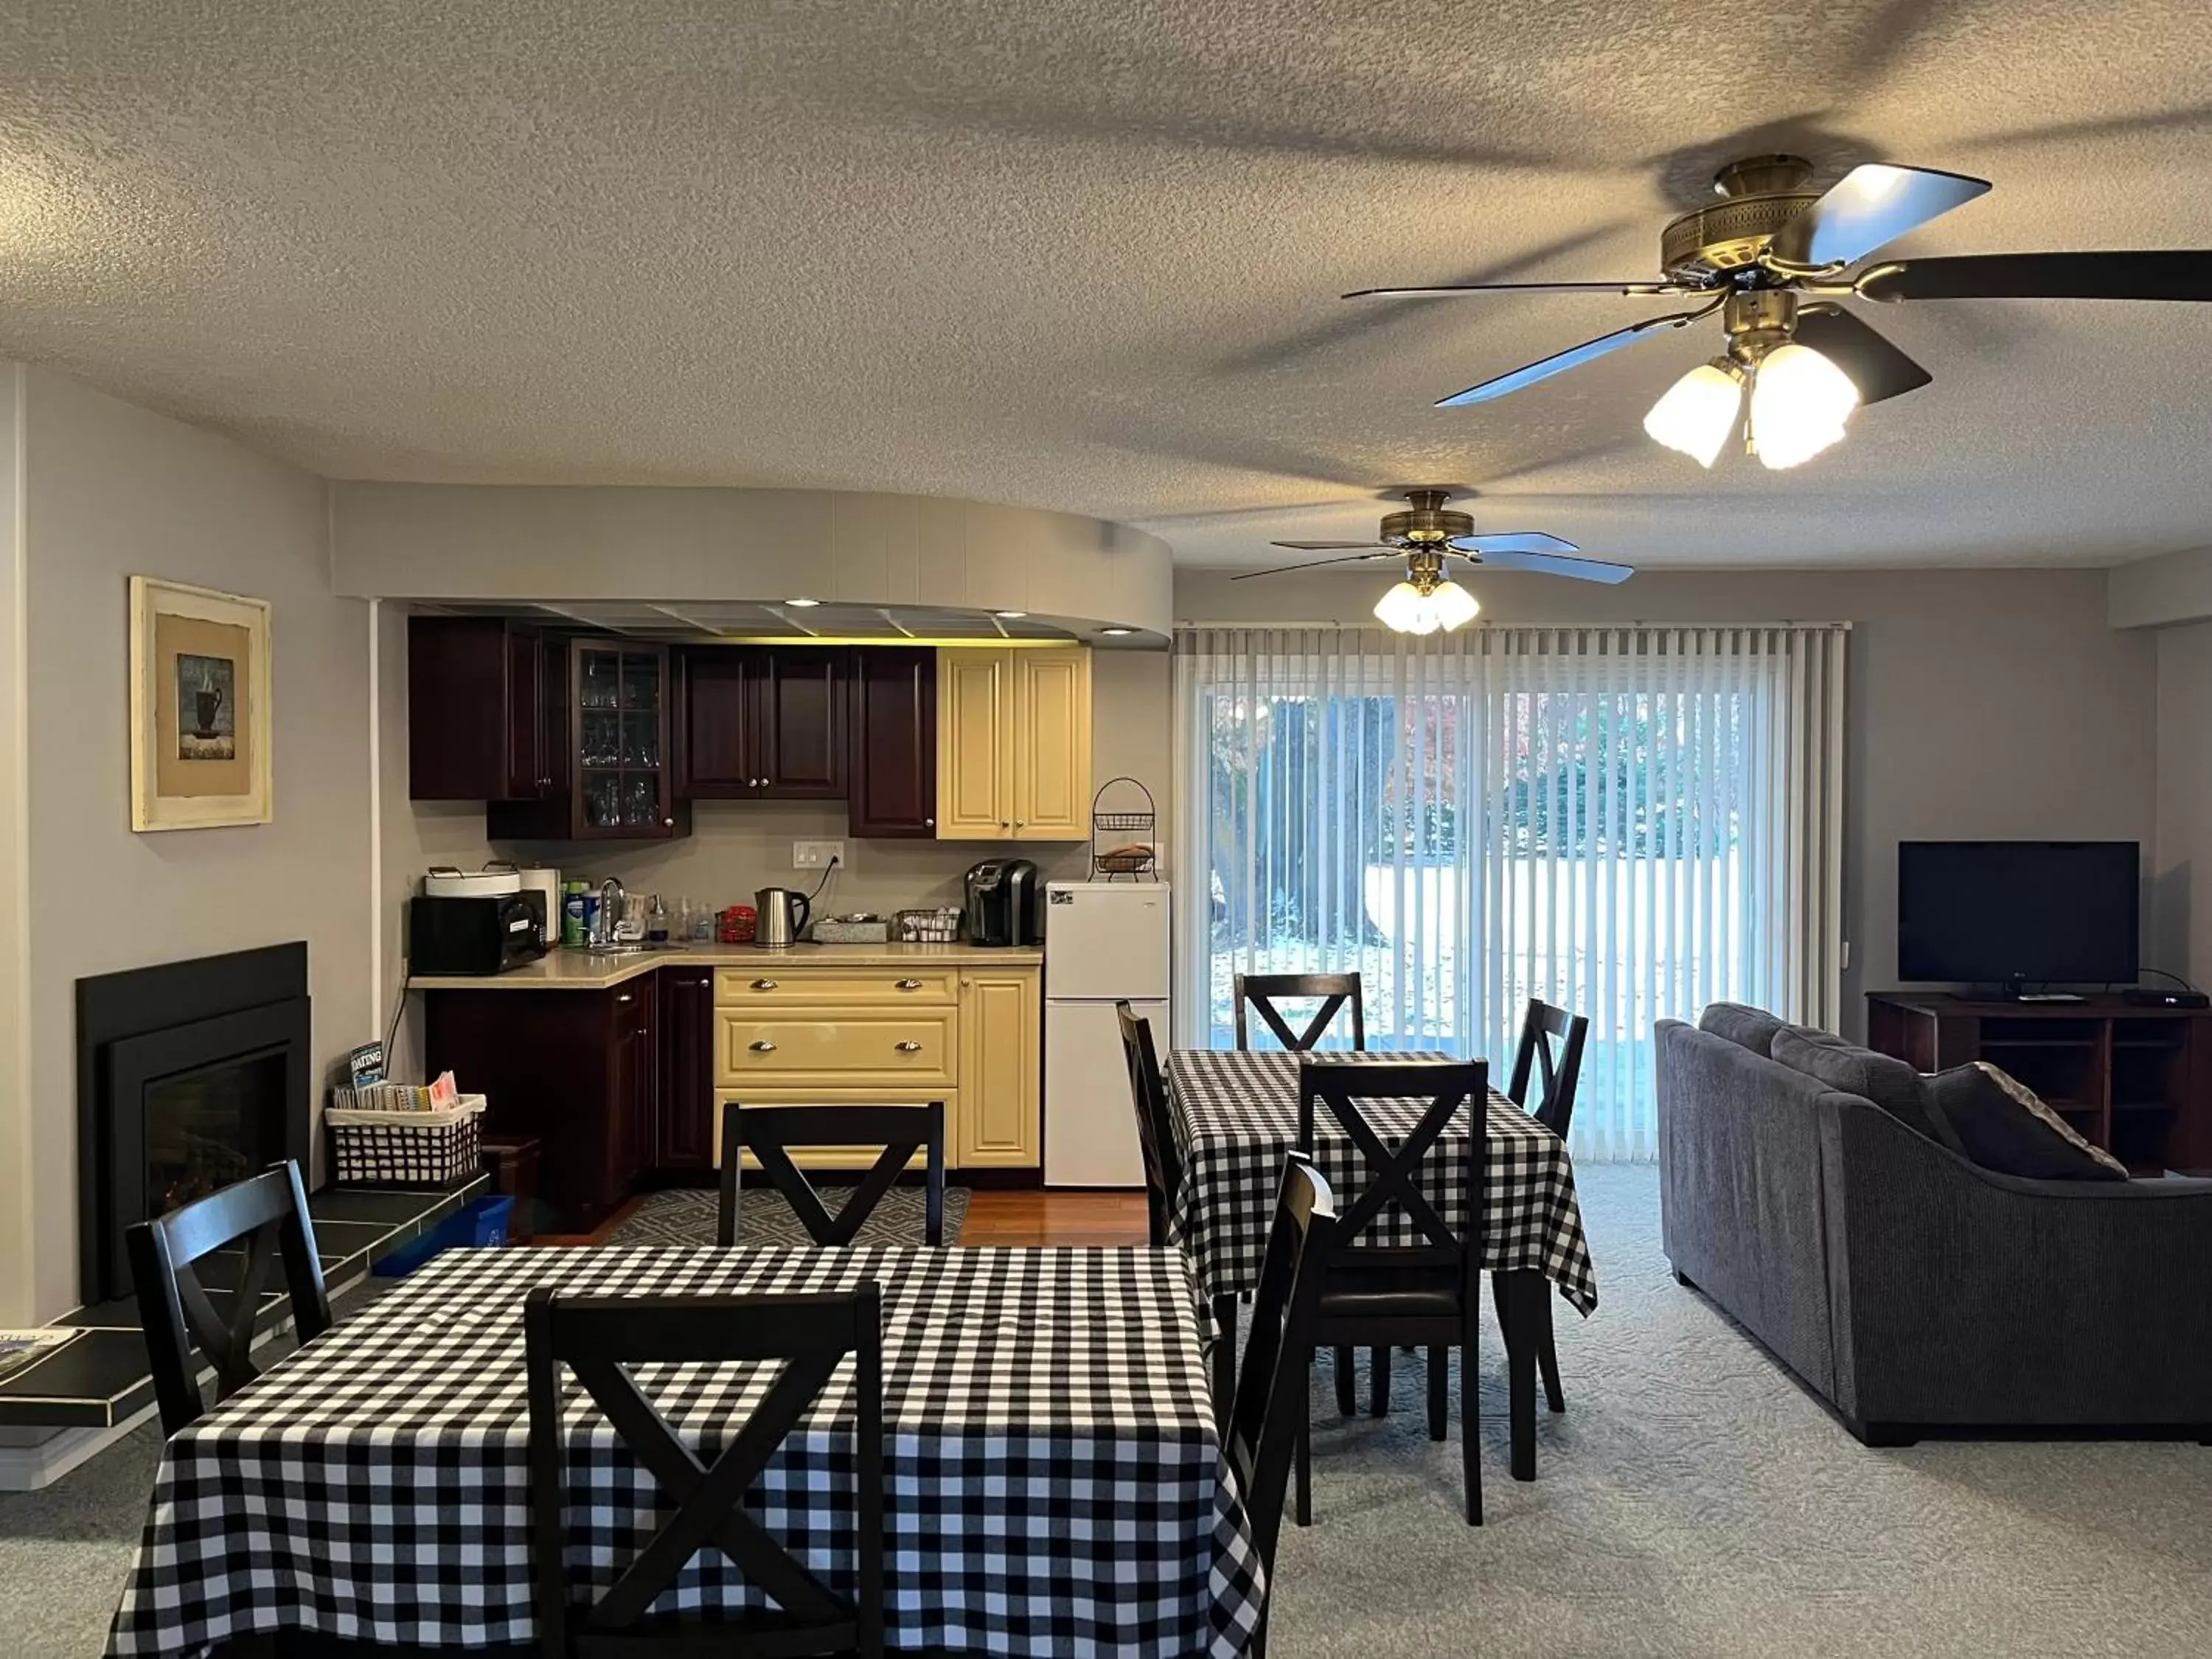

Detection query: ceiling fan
xmin=1233 ymin=488 xmax=1632 ymax=633
xmin=1349 ymin=153 xmax=2212 ymax=470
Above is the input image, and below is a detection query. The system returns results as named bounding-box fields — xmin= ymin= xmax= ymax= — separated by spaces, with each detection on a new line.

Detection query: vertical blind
xmin=1172 ymin=624 xmax=1846 ymax=1162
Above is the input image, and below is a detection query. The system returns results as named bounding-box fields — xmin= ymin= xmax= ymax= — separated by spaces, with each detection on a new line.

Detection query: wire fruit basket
xmin=1091 ymin=776 xmax=1158 ymax=880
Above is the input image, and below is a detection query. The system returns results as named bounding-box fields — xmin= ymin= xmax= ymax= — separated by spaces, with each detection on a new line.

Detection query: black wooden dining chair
xmin=1234 ymin=972 xmax=1366 ymax=1052
xmin=526 ymin=1285 xmax=884 ymax=1658
xmin=1501 ymin=998 xmax=1589 ymax=1413
xmin=125 ymin=1160 xmax=331 ymax=1437
xmin=1296 ymin=1060 xmax=1487 ymax=1526
xmin=1116 ymin=1000 xmax=1182 ymax=1246
xmin=1224 ymin=1154 xmax=1338 ymax=1659
xmin=718 ymin=1101 xmax=945 ymax=1247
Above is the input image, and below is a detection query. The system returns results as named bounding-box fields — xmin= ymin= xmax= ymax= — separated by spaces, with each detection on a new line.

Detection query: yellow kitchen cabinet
xmin=712 ymin=960 xmax=1041 ymax=1172
xmin=934 ymin=647 xmax=1091 ymax=841
xmin=956 ymin=967 xmax=1043 ymax=1166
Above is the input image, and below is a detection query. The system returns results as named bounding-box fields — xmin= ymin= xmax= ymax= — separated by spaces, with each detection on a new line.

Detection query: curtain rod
xmin=1171 ymin=619 xmax=1855 ymax=631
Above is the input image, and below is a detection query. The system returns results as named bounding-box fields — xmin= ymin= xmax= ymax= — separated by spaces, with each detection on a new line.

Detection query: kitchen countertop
xmin=409 ymin=940 xmax=1045 ymax=991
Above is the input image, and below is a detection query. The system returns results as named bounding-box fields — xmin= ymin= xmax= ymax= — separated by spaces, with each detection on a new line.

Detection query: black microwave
xmin=408 ymin=893 xmax=546 ymax=976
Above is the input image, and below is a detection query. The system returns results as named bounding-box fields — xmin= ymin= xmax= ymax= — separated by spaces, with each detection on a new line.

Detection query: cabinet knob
xmin=925 ymin=817 xmax=934 ymax=827
xmin=663 ymin=817 xmax=675 ymax=827
xmin=894 ymin=1040 xmax=922 ymax=1053
xmin=1001 ymin=820 xmax=1010 ymax=829
xmin=751 ymin=978 xmax=778 ymax=990
xmin=1015 ymin=820 xmax=1026 ymax=830
xmin=616 ymin=993 xmax=633 ymax=1004
xmin=750 ymin=1040 xmax=778 ymax=1053
xmin=895 ymin=978 xmax=924 ymax=991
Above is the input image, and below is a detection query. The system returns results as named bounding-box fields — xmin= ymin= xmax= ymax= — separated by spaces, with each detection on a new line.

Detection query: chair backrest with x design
xmin=719 ymin=1102 xmax=945 ymax=1248
xmin=1224 ymin=1154 xmax=1337 ymax=1626
xmin=125 ymin=1160 xmax=331 ymax=1437
xmin=1234 ymin=973 xmax=1366 ymax=1053
xmin=1507 ymin=998 xmax=1590 ymax=1139
xmin=1116 ymin=1000 xmax=1182 ymax=1245
xmin=1297 ymin=1061 xmax=1486 ymax=1273
xmin=526 ymin=1287 xmax=884 ymax=1658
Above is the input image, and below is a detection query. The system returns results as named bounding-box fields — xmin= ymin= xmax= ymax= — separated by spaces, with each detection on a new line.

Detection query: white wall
xmin=2154 ymin=621 xmax=2212 ymax=982
xmin=13 ymin=368 xmax=369 ymax=1322
xmin=0 ymin=369 xmax=32 ymax=1326
xmin=1174 ymin=566 xmax=2160 ymax=1038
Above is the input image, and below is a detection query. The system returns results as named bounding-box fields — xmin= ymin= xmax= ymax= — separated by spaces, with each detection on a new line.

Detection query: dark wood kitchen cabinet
xmin=487 ymin=639 xmax=689 ymax=841
xmin=846 ymin=646 xmax=938 ymax=837
xmin=675 ymin=647 xmax=847 ymax=801
xmin=408 ymin=615 xmax=566 ymax=801
xmin=656 ymin=967 xmax=717 ymax=1168
xmin=422 ymin=978 xmax=664 ymax=1231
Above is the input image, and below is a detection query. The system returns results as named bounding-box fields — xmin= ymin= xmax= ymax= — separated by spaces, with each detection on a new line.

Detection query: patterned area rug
xmin=604 ymin=1184 xmax=970 ymax=1248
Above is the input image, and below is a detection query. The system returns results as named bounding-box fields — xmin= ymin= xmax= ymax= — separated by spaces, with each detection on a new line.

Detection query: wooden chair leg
xmin=1295 ymin=1392 xmax=1312 ymax=1527
xmin=1426 ymin=1345 xmax=1447 ymax=1441
xmin=1459 ymin=1327 xmax=1482 ymax=1525
xmin=1536 ymin=1293 xmax=1565 ymax=1414
xmin=1334 ymin=1344 xmax=1356 ymax=1416
xmin=1369 ymin=1345 xmax=1389 ymax=1417
xmin=1213 ymin=1294 xmax=1239 ymax=1430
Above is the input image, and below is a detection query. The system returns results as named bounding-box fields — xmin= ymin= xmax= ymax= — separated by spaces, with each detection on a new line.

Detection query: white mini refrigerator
xmin=1043 ymin=880 xmax=1169 ymax=1187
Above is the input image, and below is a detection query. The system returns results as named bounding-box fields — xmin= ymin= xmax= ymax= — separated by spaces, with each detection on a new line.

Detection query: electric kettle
xmin=754 ymin=886 xmax=811 ymax=948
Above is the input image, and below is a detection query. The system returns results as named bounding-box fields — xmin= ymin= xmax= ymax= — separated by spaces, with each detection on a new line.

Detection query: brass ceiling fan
xmin=1233 ymin=488 xmax=1632 ymax=633
xmin=1350 ymin=154 xmax=2212 ymax=469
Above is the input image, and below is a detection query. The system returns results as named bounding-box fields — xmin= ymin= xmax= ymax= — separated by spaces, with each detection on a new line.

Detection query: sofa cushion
xmin=1924 ymin=1062 xmax=2131 ymax=1181
xmin=1770 ymin=1025 xmax=1952 ymax=1147
xmin=1698 ymin=1001 xmax=1787 ymax=1057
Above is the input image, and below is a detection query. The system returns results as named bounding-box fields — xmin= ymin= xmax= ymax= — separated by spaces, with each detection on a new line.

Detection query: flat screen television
xmin=1897 ymin=841 xmax=2138 ymax=988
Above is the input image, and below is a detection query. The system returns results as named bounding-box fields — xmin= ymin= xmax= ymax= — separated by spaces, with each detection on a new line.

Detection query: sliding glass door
xmin=1174 ymin=626 xmax=1845 ymax=1161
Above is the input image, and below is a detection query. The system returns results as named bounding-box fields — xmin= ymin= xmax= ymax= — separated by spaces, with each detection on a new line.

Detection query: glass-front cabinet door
xmin=572 ymin=643 xmax=675 ymax=838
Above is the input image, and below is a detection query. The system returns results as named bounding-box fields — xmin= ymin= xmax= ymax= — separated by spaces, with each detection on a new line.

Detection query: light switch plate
xmin=793 ymin=839 xmax=845 ymax=870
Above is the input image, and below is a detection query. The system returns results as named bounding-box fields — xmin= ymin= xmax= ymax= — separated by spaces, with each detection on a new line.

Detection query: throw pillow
xmin=1923 ymin=1062 xmax=2130 ymax=1181
xmin=1698 ymin=1001 xmax=1787 ymax=1057
xmin=1769 ymin=1024 xmax=1956 ymax=1148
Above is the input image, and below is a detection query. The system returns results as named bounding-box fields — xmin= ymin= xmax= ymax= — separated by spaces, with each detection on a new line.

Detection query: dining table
xmin=106 ymin=1242 xmax=1265 ymax=1658
xmin=1166 ymin=1047 xmax=1599 ymax=1482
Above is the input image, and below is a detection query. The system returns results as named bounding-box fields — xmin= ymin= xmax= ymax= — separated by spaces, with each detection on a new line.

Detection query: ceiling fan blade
xmin=1856 ymin=250 xmax=2212 ymax=302
xmin=1267 ymin=540 xmax=1391 ymax=551
xmin=1448 ymin=531 xmax=1582 ymax=556
xmin=1792 ymin=307 xmax=1932 ymax=405
xmin=1232 ymin=552 xmax=1398 ymax=581
xmin=1770 ymin=163 xmax=1992 ymax=268
xmin=1460 ymin=548 xmax=1635 ymax=584
xmin=1436 ymin=307 xmax=1717 ymax=407
xmin=1345 ymin=280 xmax=1689 ymax=299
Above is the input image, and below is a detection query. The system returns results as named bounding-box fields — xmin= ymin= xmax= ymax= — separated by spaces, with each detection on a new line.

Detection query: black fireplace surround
xmin=77 ymin=943 xmax=313 ymax=1305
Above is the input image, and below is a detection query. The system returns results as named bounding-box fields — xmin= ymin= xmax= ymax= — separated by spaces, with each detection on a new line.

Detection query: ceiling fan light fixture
xmin=1373 ymin=580 xmax=1439 ymax=634
xmin=1747 ymin=342 xmax=1859 ymax=470
xmin=1643 ymin=360 xmax=1743 ymax=467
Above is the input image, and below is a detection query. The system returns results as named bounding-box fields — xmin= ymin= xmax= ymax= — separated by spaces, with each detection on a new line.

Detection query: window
xmin=1174 ymin=625 xmax=1844 ymax=1160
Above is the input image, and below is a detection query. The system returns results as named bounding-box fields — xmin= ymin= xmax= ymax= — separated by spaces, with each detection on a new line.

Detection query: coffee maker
xmin=963 ymin=858 xmax=1041 ymax=947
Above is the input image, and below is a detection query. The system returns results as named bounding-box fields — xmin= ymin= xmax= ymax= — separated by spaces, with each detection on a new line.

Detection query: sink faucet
xmin=594 ymin=876 xmax=625 ymax=948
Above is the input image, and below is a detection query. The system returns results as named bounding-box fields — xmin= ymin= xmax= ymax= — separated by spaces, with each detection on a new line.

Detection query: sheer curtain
xmin=1172 ymin=624 xmax=1846 ymax=1161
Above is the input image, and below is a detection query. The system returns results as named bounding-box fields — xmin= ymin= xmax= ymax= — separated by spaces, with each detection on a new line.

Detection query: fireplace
xmin=77 ymin=943 xmax=313 ymax=1305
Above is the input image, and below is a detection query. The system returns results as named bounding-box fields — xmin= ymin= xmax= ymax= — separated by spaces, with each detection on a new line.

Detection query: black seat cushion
xmin=1924 ymin=1062 xmax=2131 ymax=1181
xmin=1320 ymin=1285 xmax=1462 ymax=1320
xmin=1770 ymin=1025 xmax=1956 ymax=1150
xmin=1699 ymin=1001 xmax=1787 ymax=1057
xmin=1319 ymin=1254 xmax=1460 ymax=1321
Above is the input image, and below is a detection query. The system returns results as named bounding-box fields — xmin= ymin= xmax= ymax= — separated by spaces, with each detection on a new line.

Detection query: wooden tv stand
xmin=1866 ymin=993 xmax=2212 ymax=1174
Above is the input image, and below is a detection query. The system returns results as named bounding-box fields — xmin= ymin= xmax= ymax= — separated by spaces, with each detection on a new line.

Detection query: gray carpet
xmin=6 ymin=1169 xmax=2208 ymax=1658
xmin=605 ymin=1184 xmax=970 ymax=1248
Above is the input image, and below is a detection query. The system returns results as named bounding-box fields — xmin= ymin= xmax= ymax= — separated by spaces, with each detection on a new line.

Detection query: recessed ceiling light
xmin=784 ymin=597 xmax=821 ymax=608
xmin=993 ymin=610 xmax=1027 ymax=619
xmin=1099 ymin=626 xmax=1135 ymax=636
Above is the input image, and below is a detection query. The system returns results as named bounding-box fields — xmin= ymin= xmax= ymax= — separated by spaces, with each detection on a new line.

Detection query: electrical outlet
xmin=793 ymin=839 xmax=845 ymax=871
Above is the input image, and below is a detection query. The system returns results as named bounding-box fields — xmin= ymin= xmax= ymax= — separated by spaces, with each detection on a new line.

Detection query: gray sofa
xmin=1656 ymin=1013 xmax=2212 ymax=1444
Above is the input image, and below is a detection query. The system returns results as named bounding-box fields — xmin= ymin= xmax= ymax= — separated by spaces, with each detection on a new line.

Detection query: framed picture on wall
xmin=128 ymin=575 xmax=274 ymax=831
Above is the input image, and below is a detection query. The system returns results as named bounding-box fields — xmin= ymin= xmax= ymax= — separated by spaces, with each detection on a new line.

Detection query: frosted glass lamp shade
xmin=1428 ymin=580 xmax=1481 ymax=630
xmin=1373 ymin=581 xmax=1439 ymax=633
xmin=1749 ymin=343 xmax=1858 ymax=470
xmin=1643 ymin=362 xmax=1742 ymax=467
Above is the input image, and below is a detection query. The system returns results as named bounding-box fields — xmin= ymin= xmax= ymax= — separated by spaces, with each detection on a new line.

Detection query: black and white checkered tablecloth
xmin=106 ymin=1245 xmax=1261 ymax=1659
xmin=1168 ymin=1049 xmax=1599 ymax=1316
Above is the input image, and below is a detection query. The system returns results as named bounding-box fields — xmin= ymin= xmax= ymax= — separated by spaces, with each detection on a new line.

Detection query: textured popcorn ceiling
xmin=2 ymin=1 xmax=2210 ymax=568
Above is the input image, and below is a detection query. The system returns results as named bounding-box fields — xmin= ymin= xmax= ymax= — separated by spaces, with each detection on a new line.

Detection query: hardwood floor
xmin=957 ymin=1189 xmax=1151 ymax=1247
xmin=536 ymin=1186 xmax=1152 ymax=1248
